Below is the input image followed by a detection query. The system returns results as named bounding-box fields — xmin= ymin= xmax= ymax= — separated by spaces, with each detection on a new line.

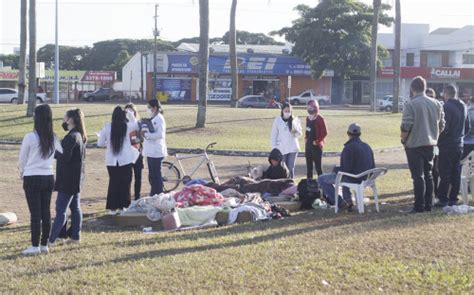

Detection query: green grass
xmin=0 ymin=103 xmax=402 ymax=152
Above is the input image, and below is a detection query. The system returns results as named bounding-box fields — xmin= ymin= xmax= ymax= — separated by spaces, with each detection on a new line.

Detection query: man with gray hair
xmin=401 ymin=76 xmax=445 ymax=213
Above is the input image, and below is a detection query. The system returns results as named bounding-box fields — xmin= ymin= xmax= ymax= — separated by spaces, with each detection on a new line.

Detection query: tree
xmin=369 ymin=0 xmax=382 ymax=111
xmin=229 ymin=0 xmax=238 ymax=108
xmin=196 ymin=0 xmax=209 ymax=128
xmin=107 ymin=49 xmax=130 ymax=79
xmin=18 ymin=0 xmax=27 ymax=105
xmin=222 ymin=30 xmax=284 ymax=45
xmin=173 ymin=36 xmax=223 ymax=47
xmin=37 ymin=45 xmax=90 ymax=70
xmin=392 ymin=0 xmax=401 ymax=114
xmin=0 ymin=54 xmax=20 ymax=69
xmin=26 ymin=0 xmax=36 ymax=117
xmin=273 ymin=1 xmax=392 ymax=103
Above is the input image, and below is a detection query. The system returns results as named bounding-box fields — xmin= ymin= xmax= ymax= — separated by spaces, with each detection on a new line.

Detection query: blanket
xmin=206 ymin=177 xmax=294 ymax=195
xmin=174 ymin=185 xmax=225 ymax=208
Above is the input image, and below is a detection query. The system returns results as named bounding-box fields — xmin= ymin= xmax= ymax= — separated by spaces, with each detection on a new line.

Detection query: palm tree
xmin=229 ymin=0 xmax=238 ymax=108
xmin=18 ymin=0 xmax=27 ymax=105
xmin=392 ymin=0 xmax=401 ymax=114
xmin=26 ymin=0 xmax=37 ymax=117
xmin=369 ymin=0 xmax=381 ymax=112
xmin=196 ymin=0 xmax=209 ymax=128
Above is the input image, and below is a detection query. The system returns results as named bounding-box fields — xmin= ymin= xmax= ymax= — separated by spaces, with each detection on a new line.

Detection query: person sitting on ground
xmin=262 ymin=148 xmax=290 ymax=180
xmin=318 ymin=123 xmax=375 ymax=210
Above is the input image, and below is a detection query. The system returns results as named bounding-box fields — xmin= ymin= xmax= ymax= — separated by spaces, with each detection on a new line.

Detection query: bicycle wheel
xmin=207 ymin=161 xmax=220 ymax=184
xmin=162 ymin=161 xmax=181 ymax=193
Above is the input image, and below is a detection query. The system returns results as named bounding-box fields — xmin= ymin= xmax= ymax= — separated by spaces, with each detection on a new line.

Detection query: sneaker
xmin=434 ymin=201 xmax=448 ymax=208
xmin=66 ymin=239 xmax=81 ymax=245
xmin=40 ymin=245 xmax=49 ymax=254
xmin=22 ymin=246 xmax=41 ymax=256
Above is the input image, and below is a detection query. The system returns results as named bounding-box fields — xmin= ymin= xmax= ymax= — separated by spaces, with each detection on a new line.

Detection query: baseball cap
xmin=347 ymin=123 xmax=361 ymax=135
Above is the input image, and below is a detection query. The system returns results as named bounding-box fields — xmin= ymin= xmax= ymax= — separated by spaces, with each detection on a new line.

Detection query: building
xmin=122 ymin=43 xmax=334 ymax=103
xmin=343 ymin=23 xmax=474 ymax=104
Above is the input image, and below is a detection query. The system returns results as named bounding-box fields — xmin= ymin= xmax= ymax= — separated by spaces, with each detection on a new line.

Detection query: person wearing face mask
xmin=305 ymin=99 xmax=328 ymax=179
xmin=49 ymin=109 xmax=87 ymax=246
xmin=141 ymin=99 xmax=168 ymax=196
xmin=125 ymin=103 xmax=144 ymax=200
xmin=270 ymin=102 xmax=302 ymax=178
xmin=98 ymin=106 xmax=139 ymax=213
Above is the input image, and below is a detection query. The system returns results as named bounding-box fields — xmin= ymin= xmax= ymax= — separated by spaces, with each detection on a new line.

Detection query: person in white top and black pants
xmin=18 ymin=104 xmax=61 ymax=255
xmin=270 ymin=102 xmax=303 ymax=178
xmin=141 ymin=99 xmax=168 ymax=196
xmin=98 ymin=106 xmax=139 ymax=212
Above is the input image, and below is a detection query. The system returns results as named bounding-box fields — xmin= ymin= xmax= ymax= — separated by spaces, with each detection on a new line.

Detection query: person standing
xmin=318 ymin=123 xmax=375 ymax=210
xmin=270 ymin=102 xmax=302 ymax=178
xmin=462 ymin=96 xmax=474 ymax=159
xmin=142 ymin=99 xmax=168 ymax=196
xmin=18 ymin=104 xmax=60 ymax=255
xmin=305 ymin=99 xmax=328 ymax=179
xmin=98 ymin=106 xmax=139 ymax=213
xmin=426 ymin=88 xmax=440 ymax=200
xmin=49 ymin=109 xmax=87 ymax=245
xmin=125 ymin=103 xmax=144 ymax=200
xmin=401 ymin=76 xmax=445 ymax=213
xmin=436 ymin=85 xmax=470 ymax=207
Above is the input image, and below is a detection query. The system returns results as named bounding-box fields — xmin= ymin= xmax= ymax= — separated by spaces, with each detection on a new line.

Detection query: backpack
xmin=297 ymin=179 xmax=321 ymax=210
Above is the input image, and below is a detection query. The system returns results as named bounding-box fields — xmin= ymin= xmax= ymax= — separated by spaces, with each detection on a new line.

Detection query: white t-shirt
xmin=142 ymin=113 xmax=168 ymax=159
xmin=270 ymin=116 xmax=302 ymax=155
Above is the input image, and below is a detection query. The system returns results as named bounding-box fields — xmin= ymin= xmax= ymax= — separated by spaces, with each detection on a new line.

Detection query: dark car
xmin=237 ymin=95 xmax=281 ymax=109
xmin=83 ymin=88 xmax=122 ymax=102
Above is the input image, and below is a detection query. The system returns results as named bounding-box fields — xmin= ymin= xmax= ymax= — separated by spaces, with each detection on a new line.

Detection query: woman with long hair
xmin=19 ymin=104 xmax=60 ymax=255
xmin=49 ymin=109 xmax=87 ymax=245
xmin=305 ymin=99 xmax=328 ymax=179
xmin=270 ymin=102 xmax=302 ymax=178
xmin=125 ymin=103 xmax=143 ymax=200
xmin=141 ymin=99 xmax=168 ymax=196
xmin=98 ymin=106 xmax=139 ymax=213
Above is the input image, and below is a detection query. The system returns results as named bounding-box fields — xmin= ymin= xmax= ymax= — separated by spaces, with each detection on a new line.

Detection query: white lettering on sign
xmin=264 ymin=58 xmax=277 ymax=71
xmin=246 ymin=57 xmax=266 ymax=71
xmin=431 ymin=68 xmax=461 ymax=79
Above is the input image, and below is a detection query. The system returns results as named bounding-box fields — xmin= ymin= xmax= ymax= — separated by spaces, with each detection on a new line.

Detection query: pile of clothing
xmin=121 ymin=177 xmax=294 ymax=230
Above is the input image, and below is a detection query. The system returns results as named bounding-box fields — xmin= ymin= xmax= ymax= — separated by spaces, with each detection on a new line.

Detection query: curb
xmin=0 ymin=139 xmax=403 ymax=158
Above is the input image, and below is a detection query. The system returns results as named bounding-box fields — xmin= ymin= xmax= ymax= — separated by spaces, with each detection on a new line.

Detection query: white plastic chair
xmin=334 ymin=168 xmax=388 ymax=214
xmin=460 ymin=151 xmax=474 ymax=205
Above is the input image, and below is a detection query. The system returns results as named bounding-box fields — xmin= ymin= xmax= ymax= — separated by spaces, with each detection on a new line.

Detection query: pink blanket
xmin=174 ymin=185 xmax=225 ymax=208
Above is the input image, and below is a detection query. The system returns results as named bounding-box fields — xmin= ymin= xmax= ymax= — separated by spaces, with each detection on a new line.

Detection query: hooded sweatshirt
xmin=438 ymin=98 xmax=470 ymax=148
xmin=262 ymin=148 xmax=290 ymax=180
xmin=305 ymin=103 xmax=328 ymax=148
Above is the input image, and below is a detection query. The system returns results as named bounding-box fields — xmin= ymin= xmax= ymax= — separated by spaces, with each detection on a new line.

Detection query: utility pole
xmin=392 ymin=0 xmax=401 ymax=113
xmin=54 ymin=0 xmax=59 ymax=104
xmin=152 ymin=4 xmax=159 ymax=102
xmin=369 ymin=0 xmax=381 ymax=112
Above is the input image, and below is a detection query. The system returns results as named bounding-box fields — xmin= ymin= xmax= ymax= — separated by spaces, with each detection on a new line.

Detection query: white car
xmin=377 ymin=95 xmax=406 ymax=112
xmin=286 ymin=90 xmax=330 ymax=105
xmin=0 ymin=88 xmax=48 ymax=104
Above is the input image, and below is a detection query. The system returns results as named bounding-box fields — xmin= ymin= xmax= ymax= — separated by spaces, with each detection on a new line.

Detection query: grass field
xmin=0 ymin=103 xmax=402 ymax=152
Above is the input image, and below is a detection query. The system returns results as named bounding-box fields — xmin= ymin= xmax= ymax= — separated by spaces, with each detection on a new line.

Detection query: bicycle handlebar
xmin=205 ymin=142 xmax=217 ymax=152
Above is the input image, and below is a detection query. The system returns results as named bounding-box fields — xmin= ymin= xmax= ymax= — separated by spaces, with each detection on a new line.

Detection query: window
xmin=427 ymin=53 xmax=442 ymax=67
xmin=406 ymin=53 xmax=414 ymax=66
xmin=463 ymin=54 xmax=474 ymax=65
xmin=302 ymin=92 xmax=311 ymax=97
xmin=0 ymin=90 xmax=7 ymax=94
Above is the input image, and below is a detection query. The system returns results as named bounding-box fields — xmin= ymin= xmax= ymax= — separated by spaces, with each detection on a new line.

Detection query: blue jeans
xmin=318 ymin=173 xmax=352 ymax=206
xmin=49 ymin=192 xmax=82 ymax=243
xmin=147 ymin=157 xmax=164 ymax=196
xmin=283 ymin=152 xmax=298 ymax=179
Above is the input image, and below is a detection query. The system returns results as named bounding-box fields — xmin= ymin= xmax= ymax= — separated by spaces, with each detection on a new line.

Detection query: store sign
xmin=156 ymin=78 xmax=192 ymax=101
xmin=431 ymin=68 xmax=461 ymax=79
xmin=0 ymin=72 xmax=18 ymax=80
xmin=82 ymin=71 xmax=116 ymax=82
xmin=208 ymin=79 xmax=232 ymax=101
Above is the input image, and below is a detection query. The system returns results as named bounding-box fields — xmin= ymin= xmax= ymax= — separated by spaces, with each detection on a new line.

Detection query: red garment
xmin=174 ymin=184 xmax=225 ymax=208
xmin=305 ymin=115 xmax=328 ymax=148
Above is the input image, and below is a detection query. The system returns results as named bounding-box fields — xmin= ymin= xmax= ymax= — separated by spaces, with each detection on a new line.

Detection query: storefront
xmin=145 ymin=52 xmax=333 ymax=103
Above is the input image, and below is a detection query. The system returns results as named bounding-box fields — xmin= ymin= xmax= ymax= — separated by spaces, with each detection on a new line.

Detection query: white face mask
xmin=147 ymin=108 xmax=154 ymax=117
xmin=283 ymin=112 xmax=291 ymax=119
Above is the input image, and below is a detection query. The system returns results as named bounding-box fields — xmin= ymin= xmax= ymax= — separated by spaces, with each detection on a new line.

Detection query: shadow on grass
xmin=168 ymin=117 xmax=275 ymax=133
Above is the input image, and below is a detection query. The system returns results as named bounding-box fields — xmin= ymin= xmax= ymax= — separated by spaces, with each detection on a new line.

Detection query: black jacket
xmin=263 ymin=148 xmax=290 ymax=180
xmin=55 ymin=128 xmax=86 ymax=194
xmin=339 ymin=137 xmax=375 ymax=183
xmin=438 ymin=99 xmax=470 ymax=148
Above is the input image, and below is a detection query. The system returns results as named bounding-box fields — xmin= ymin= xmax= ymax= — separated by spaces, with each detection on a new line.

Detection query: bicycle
xmin=162 ymin=142 xmax=220 ymax=192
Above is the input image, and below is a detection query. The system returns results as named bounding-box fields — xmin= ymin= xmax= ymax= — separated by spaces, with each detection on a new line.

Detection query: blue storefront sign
xmin=163 ymin=53 xmax=313 ymax=76
xmin=156 ymin=78 xmax=192 ymax=101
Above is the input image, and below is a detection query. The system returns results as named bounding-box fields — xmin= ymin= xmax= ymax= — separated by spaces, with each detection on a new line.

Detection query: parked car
xmin=82 ymin=88 xmax=123 ymax=102
xmin=286 ymin=90 xmax=330 ymax=105
xmin=377 ymin=95 xmax=406 ymax=112
xmin=237 ymin=95 xmax=281 ymax=109
xmin=0 ymin=88 xmax=48 ymax=104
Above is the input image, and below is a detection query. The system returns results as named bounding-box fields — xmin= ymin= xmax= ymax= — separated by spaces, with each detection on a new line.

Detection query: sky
xmin=0 ymin=0 xmax=473 ymax=54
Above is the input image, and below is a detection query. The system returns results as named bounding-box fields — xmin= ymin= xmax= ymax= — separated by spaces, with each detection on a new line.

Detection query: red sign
xmin=82 ymin=71 xmax=116 ymax=82
xmin=0 ymin=72 xmax=18 ymax=80
xmin=378 ymin=67 xmax=474 ymax=80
